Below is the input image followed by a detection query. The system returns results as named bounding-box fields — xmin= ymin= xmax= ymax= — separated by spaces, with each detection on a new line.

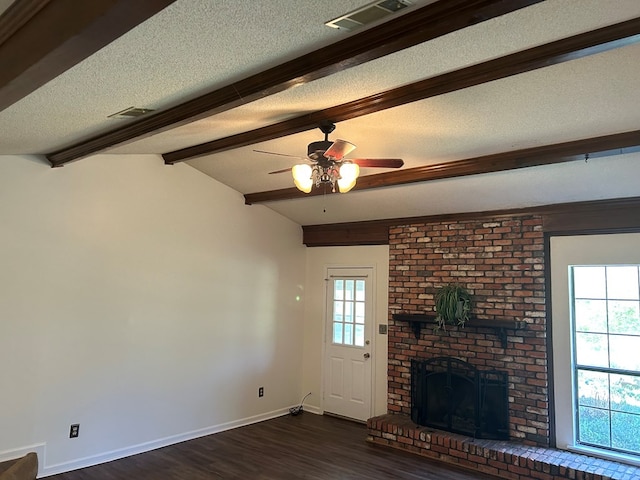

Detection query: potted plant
xmin=433 ymin=284 xmax=472 ymax=330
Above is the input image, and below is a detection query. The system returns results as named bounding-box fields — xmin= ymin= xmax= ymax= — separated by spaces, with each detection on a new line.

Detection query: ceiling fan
xmin=255 ymin=121 xmax=404 ymax=193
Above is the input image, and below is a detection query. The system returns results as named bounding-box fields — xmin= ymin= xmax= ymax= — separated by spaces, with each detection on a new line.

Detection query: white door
xmin=323 ymin=267 xmax=373 ymax=421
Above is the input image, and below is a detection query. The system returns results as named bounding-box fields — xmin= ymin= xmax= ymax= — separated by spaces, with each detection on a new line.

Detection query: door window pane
xmin=345 ymin=280 xmax=354 ymax=301
xmin=344 ymin=323 xmax=353 ymax=345
xmin=344 ymin=301 xmax=354 ymax=323
xmin=331 ymin=277 xmax=366 ymax=346
xmin=355 ymin=324 xmax=365 ymax=347
xmin=355 ymin=302 xmax=365 ymax=324
xmin=334 ymin=301 xmax=343 ymax=322
xmin=333 ymin=322 xmax=343 ymax=344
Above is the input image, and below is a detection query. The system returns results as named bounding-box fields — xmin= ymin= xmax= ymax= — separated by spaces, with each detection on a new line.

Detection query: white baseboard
xmin=0 ymin=443 xmax=46 ymax=478
xmin=40 ymin=407 xmax=292 ymax=477
xmin=300 ymin=405 xmax=322 ymax=415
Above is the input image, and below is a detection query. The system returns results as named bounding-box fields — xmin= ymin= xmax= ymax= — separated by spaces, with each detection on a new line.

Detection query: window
xmin=331 ymin=278 xmax=366 ymax=346
xmin=571 ymin=265 xmax=640 ymax=456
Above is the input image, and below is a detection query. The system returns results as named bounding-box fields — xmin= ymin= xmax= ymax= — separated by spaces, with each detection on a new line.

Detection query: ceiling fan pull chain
xmin=323 ymin=185 xmax=327 ymax=213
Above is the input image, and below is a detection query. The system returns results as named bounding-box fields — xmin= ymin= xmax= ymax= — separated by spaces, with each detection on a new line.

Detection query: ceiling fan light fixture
xmin=337 ymin=162 xmax=360 ymax=193
xmin=292 ymin=161 xmax=359 ymax=194
xmin=274 ymin=122 xmax=399 ymax=194
xmin=292 ymin=164 xmax=313 ymax=193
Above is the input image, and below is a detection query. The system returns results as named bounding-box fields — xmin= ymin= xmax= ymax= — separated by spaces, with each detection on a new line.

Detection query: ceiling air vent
xmin=108 ymin=106 xmax=155 ymax=119
xmin=325 ymin=0 xmax=412 ymax=31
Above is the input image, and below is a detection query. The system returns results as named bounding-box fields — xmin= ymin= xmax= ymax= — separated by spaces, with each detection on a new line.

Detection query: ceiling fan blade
xmin=268 ymin=167 xmax=294 ymax=174
xmin=351 ymin=158 xmax=404 ymax=168
xmin=254 ymin=149 xmax=305 ymax=159
xmin=324 ymin=139 xmax=356 ymax=160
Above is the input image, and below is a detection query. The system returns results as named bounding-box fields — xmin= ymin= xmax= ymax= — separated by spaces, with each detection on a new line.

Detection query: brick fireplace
xmin=386 ymin=215 xmax=548 ymax=445
xmin=367 ymin=215 xmax=640 ymax=479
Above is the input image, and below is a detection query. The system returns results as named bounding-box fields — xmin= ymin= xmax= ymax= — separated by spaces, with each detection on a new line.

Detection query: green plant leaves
xmin=434 ymin=284 xmax=472 ymax=331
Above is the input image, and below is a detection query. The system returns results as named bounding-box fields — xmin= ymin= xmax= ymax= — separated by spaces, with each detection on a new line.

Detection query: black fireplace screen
xmin=411 ymin=356 xmax=509 ymax=440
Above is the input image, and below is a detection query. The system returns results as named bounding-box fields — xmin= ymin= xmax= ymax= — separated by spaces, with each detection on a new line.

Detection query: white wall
xmin=0 ymin=155 xmax=306 ymax=476
xmin=550 ymin=232 xmax=640 ymax=465
xmin=302 ymin=245 xmax=389 ymax=417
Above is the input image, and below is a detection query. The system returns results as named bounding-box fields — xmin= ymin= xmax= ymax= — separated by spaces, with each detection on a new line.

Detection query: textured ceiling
xmin=2 ymin=0 xmax=640 ymax=226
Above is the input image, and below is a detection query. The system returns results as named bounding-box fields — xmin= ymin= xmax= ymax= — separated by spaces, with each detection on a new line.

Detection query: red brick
xmin=388 ymin=215 xmax=548 ymax=445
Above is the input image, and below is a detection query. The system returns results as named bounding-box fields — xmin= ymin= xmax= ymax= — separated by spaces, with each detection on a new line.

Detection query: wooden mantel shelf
xmin=391 ymin=313 xmax=526 ymax=347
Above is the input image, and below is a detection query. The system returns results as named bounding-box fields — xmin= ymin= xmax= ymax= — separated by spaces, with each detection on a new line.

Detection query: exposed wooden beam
xmin=165 ymin=17 xmax=640 ymax=165
xmin=302 ymin=196 xmax=640 ymax=246
xmin=46 ymin=0 xmax=541 ymax=167
xmin=0 ymin=0 xmax=176 ymax=113
xmin=541 ymin=199 xmax=640 ymax=233
xmin=244 ymin=130 xmax=640 ymax=205
xmin=0 ymin=0 xmax=49 ymax=46
xmin=303 ymin=222 xmax=390 ymax=247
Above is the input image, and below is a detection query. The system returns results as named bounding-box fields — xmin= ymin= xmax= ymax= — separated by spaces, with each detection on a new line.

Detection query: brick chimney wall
xmin=387 ymin=215 xmax=549 ymax=446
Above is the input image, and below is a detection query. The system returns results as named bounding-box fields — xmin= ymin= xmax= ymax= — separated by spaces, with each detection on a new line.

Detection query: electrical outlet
xmin=69 ymin=424 xmax=80 ymax=438
xmin=258 ymin=387 xmax=264 ymax=397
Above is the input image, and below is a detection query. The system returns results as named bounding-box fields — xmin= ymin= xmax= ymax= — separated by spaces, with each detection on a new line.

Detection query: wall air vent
xmin=108 ymin=106 xmax=155 ymax=119
xmin=325 ymin=0 xmax=412 ymax=31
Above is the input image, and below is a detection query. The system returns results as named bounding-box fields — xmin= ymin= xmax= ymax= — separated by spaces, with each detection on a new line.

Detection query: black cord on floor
xmin=289 ymin=392 xmax=312 ymax=416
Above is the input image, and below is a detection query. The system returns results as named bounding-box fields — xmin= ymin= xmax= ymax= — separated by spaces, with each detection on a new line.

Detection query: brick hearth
xmin=367 ymin=414 xmax=640 ymax=480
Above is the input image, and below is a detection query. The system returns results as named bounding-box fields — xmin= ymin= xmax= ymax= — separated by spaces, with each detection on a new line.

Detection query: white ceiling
xmin=2 ymin=0 xmax=640 ymax=226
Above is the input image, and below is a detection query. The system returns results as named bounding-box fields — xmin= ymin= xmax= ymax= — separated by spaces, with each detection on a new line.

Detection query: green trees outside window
xmin=572 ymin=265 xmax=640 ymax=456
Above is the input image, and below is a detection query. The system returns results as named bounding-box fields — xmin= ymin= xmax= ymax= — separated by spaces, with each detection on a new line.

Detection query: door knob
xmin=363 ymin=353 xmax=370 ymax=359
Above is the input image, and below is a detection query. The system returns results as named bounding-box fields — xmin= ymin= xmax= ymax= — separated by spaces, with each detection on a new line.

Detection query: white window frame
xmin=551 ymin=233 xmax=640 ymax=467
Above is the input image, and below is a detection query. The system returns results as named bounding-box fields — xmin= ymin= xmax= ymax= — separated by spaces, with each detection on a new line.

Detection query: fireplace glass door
xmin=411 ymin=356 xmax=509 ymax=440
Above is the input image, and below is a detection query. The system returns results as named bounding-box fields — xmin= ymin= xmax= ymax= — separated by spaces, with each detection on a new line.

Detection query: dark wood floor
xmin=48 ymin=413 xmax=498 ymax=479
